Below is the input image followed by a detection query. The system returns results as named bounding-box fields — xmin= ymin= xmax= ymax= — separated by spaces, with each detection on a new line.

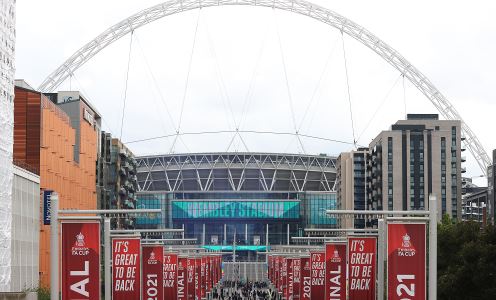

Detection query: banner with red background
xmin=61 ymin=222 xmax=100 ymax=300
xmin=310 ymin=251 xmax=326 ymax=300
xmin=387 ymin=223 xmax=426 ymax=300
xmin=301 ymin=257 xmax=311 ymax=300
xmin=112 ymin=237 xmax=141 ymax=300
xmin=186 ymin=258 xmax=195 ymax=300
xmin=347 ymin=236 xmax=377 ymax=300
xmin=142 ymin=245 xmax=164 ymax=300
xmin=163 ymin=252 xmax=178 ymax=300
xmin=177 ymin=256 xmax=188 ymax=300
xmin=292 ymin=258 xmax=301 ymax=300
xmin=286 ymin=258 xmax=294 ymax=300
xmin=325 ymin=243 xmax=347 ymax=300
xmin=195 ymin=257 xmax=201 ymax=300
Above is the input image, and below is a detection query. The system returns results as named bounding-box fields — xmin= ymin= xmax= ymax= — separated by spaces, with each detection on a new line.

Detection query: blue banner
xmin=43 ymin=190 xmax=53 ymax=225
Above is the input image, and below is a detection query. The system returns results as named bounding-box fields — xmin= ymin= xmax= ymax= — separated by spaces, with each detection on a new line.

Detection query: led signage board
xmin=172 ymin=200 xmax=300 ymax=219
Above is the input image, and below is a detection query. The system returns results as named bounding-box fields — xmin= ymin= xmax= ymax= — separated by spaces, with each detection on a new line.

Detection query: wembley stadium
xmin=135 ymin=152 xmax=338 ymax=258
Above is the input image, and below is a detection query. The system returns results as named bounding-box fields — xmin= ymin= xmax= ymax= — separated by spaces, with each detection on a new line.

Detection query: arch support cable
xmin=38 ymin=0 xmax=491 ymax=175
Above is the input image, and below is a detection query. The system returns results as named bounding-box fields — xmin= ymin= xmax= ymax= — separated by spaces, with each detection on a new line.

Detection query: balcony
xmin=461 ymin=167 xmax=467 ymax=173
xmin=461 ymin=156 xmax=466 ymax=162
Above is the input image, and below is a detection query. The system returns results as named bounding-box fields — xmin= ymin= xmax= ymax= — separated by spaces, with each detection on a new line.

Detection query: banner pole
xmin=429 ymin=194 xmax=437 ymax=299
xmin=50 ymin=192 xmax=59 ymax=300
xmin=104 ymin=217 xmax=111 ymax=300
xmin=378 ymin=219 xmax=385 ymax=300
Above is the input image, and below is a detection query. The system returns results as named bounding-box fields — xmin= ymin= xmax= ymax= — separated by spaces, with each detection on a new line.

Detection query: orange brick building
xmin=14 ymin=81 xmax=100 ymax=286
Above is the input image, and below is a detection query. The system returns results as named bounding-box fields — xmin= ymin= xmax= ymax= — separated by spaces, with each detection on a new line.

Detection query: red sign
xmin=274 ymin=256 xmax=280 ymax=290
xmin=300 ymin=257 xmax=311 ymax=300
xmin=163 ymin=253 xmax=178 ymax=300
xmin=177 ymin=257 xmax=187 ymax=300
xmin=201 ymin=256 xmax=207 ymax=298
xmin=142 ymin=245 xmax=164 ymax=300
xmin=195 ymin=258 xmax=201 ymax=300
xmin=186 ymin=258 xmax=195 ymax=300
xmin=61 ymin=222 xmax=100 ymax=300
xmin=387 ymin=223 xmax=426 ymax=300
xmin=286 ymin=258 xmax=294 ymax=300
xmin=348 ymin=236 xmax=377 ymax=300
xmin=281 ymin=257 xmax=288 ymax=296
xmin=310 ymin=251 xmax=325 ymax=300
xmin=325 ymin=243 xmax=347 ymax=300
xmin=292 ymin=258 xmax=301 ymax=300
xmin=268 ymin=255 xmax=273 ymax=282
xmin=112 ymin=237 xmax=141 ymax=300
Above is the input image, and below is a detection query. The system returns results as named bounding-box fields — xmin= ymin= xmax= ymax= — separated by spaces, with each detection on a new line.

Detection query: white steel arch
xmin=37 ymin=0 xmax=491 ymax=175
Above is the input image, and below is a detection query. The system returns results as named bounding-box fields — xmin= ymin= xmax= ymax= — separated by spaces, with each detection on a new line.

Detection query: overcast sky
xmin=16 ymin=0 xmax=496 ymax=186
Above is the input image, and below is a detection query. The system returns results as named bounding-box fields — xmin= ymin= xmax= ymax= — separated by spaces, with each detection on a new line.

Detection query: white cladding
xmin=10 ymin=166 xmax=40 ymax=292
xmin=0 ymin=0 xmax=16 ymax=292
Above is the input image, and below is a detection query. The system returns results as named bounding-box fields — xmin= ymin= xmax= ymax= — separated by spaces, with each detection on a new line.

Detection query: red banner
xmin=281 ymin=257 xmax=288 ymax=296
xmin=112 ymin=237 xmax=141 ymax=300
xmin=310 ymin=251 xmax=325 ymax=300
xmin=177 ymin=257 xmax=188 ymax=300
xmin=387 ymin=223 xmax=426 ymax=300
xmin=186 ymin=258 xmax=195 ymax=300
xmin=274 ymin=256 xmax=280 ymax=290
xmin=286 ymin=258 xmax=294 ymax=300
xmin=142 ymin=245 xmax=164 ymax=300
xmin=163 ymin=253 xmax=178 ymax=300
xmin=292 ymin=258 xmax=301 ymax=300
xmin=268 ymin=255 xmax=273 ymax=283
xmin=61 ymin=222 xmax=100 ymax=300
xmin=301 ymin=257 xmax=311 ymax=300
xmin=348 ymin=236 xmax=377 ymax=300
xmin=195 ymin=258 xmax=201 ymax=300
xmin=325 ymin=243 xmax=347 ymax=300
xmin=201 ymin=256 xmax=207 ymax=298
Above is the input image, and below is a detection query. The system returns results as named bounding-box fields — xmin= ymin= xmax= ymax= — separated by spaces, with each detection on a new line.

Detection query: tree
xmin=438 ymin=216 xmax=496 ymax=299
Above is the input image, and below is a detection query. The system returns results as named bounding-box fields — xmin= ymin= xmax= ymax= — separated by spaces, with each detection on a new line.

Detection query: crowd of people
xmin=211 ymin=280 xmax=280 ymax=300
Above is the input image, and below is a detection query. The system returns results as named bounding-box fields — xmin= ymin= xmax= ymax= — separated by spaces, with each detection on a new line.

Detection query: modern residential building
xmin=461 ymin=187 xmax=487 ymax=225
xmin=97 ymin=132 xmax=138 ymax=229
xmin=368 ymin=114 xmax=463 ymax=220
xmin=13 ymin=82 xmax=100 ymax=286
xmin=0 ymin=0 xmax=16 ymax=293
xmin=135 ymin=153 xmax=337 ymax=260
xmin=488 ymin=149 xmax=496 ymax=225
xmin=336 ymin=114 xmax=463 ymax=225
xmin=336 ymin=148 xmax=369 ymax=228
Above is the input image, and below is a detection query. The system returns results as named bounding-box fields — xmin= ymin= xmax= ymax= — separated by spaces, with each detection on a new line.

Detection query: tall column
xmin=50 ymin=193 xmax=59 ymax=300
xmin=245 ymin=223 xmax=248 ymax=244
xmin=287 ymin=224 xmax=290 ymax=245
xmin=202 ymin=223 xmax=206 ymax=246
xmin=182 ymin=223 xmax=185 ymax=245
xmin=104 ymin=218 xmax=111 ymax=300
xmin=377 ymin=219 xmax=385 ymax=300
xmin=266 ymin=224 xmax=269 ymax=264
xmin=429 ymin=194 xmax=438 ymax=300
xmin=224 ymin=223 xmax=227 ymax=245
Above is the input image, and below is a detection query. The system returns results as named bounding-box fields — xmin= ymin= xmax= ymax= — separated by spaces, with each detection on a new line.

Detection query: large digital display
xmin=172 ymin=201 xmax=300 ymax=219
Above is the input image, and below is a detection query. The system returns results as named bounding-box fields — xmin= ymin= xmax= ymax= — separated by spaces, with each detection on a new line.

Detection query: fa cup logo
xmin=75 ymin=232 xmax=85 ymax=247
xmin=402 ymin=233 xmax=411 ymax=248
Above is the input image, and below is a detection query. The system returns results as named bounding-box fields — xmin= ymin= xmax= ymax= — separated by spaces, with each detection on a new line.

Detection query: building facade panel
xmin=0 ymin=0 xmax=15 ymax=292
xmin=10 ymin=166 xmax=40 ymax=293
xmin=13 ymin=85 xmax=100 ymax=286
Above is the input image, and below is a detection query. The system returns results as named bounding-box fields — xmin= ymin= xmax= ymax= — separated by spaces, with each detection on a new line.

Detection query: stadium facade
xmin=136 ymin=152 xmax=338 ymax=258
